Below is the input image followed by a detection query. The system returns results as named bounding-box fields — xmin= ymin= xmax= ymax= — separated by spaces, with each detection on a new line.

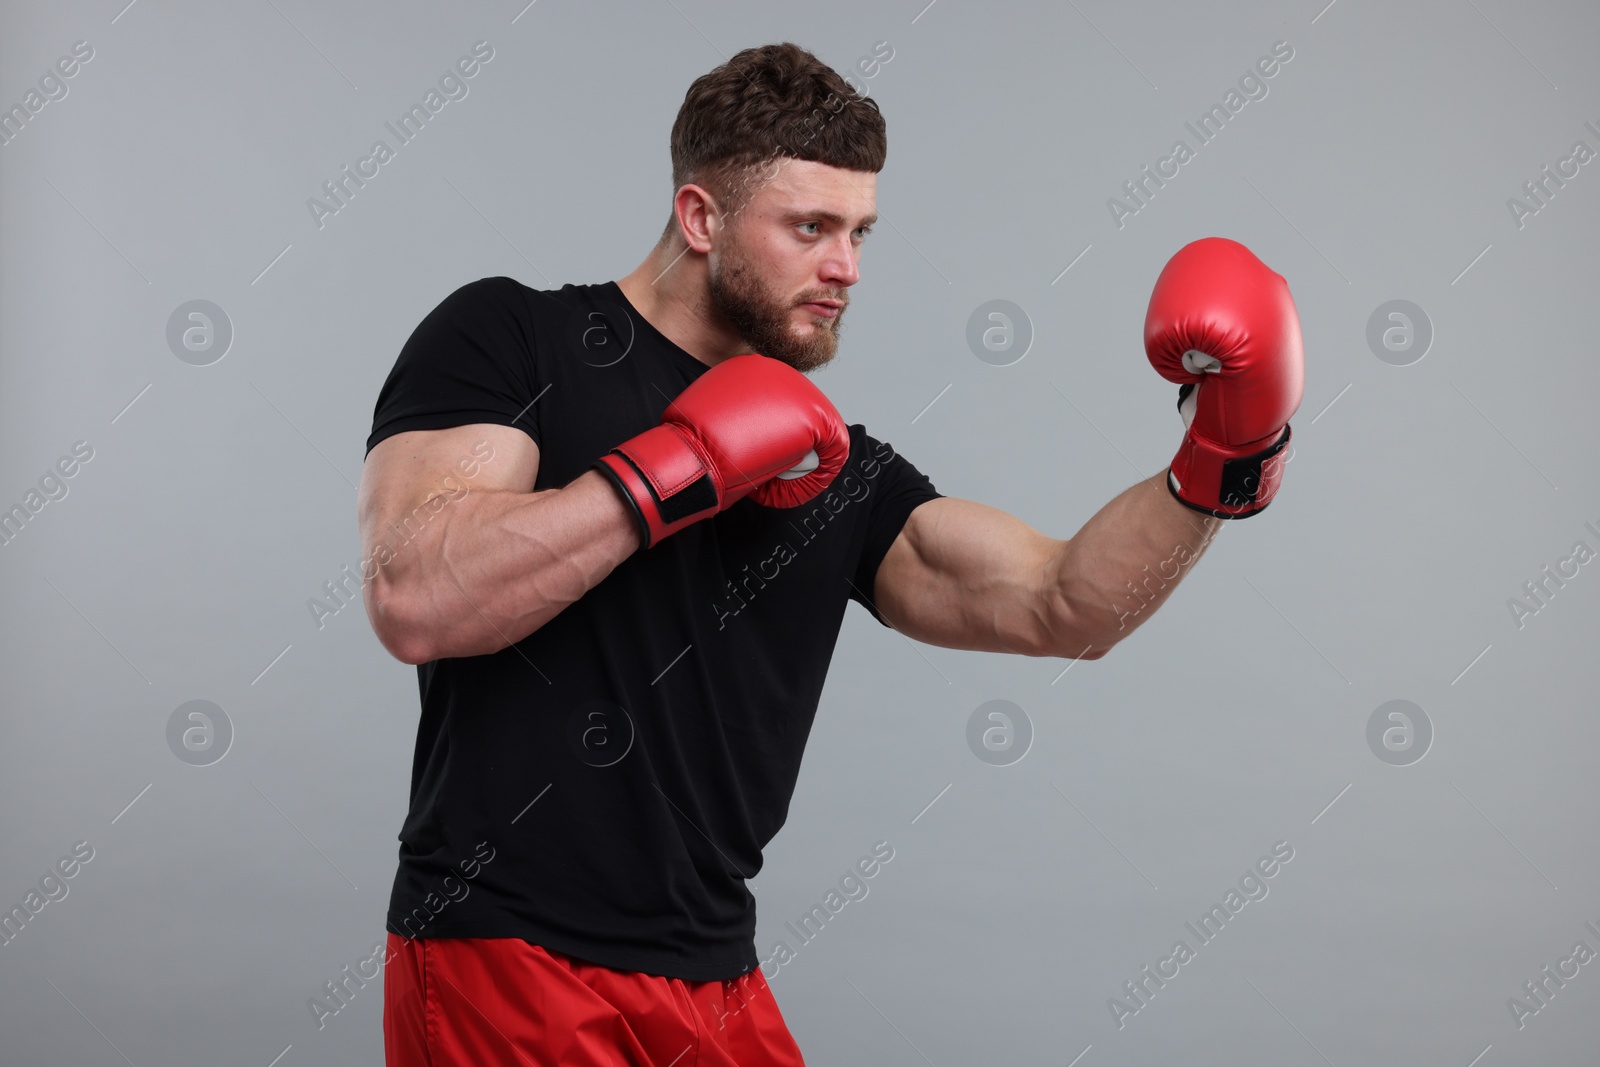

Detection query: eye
xmin=798 ymin=221 xmax=820 ymax=235
xmin=853 ymin=225 xmax=873 ymax=240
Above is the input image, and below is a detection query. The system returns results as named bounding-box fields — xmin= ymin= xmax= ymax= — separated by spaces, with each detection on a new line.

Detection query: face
xmin=704 ymin=159 xmax=876 ymax=373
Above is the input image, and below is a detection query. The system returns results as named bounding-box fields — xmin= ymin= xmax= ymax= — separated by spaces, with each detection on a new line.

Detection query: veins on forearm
xmin=1049 ymin=477 xmax=1223 ymax=655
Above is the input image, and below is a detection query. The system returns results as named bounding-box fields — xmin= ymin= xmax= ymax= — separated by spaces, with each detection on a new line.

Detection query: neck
xmin=616 ymin=239 xmax=743 ymax=369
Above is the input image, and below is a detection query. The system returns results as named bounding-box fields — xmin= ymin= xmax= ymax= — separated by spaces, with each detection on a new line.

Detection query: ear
xmin=672 ymin=184 xmax=722 ymax=254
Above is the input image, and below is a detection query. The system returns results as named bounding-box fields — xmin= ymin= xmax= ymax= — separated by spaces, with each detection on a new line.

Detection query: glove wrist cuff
xmin=592 ymin=425 xmax=721 ymax=549
xmin=1167 ymin=424 xmax=1291 ymax=519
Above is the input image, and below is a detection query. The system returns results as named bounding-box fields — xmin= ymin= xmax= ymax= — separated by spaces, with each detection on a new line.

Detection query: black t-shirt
xmin=364 ymin=276 xmax=943 ymax=980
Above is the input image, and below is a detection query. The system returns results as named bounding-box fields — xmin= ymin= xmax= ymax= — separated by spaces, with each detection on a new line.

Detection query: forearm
xmin=1043 ymin=471 xmax=1222 ymax=657
xmin=368 ymin=470 xmax=641 ymax=663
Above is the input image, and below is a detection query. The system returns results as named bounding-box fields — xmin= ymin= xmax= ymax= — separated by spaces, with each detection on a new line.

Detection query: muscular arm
xmin=872 ymin=471 xmax=1222 ymax=659
xmin=357 ymin=423 xmax=641 ymax=665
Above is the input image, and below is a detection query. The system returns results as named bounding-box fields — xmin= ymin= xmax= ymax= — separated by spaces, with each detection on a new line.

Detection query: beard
xmin=706 ymin=240 xmax=845 ymax=374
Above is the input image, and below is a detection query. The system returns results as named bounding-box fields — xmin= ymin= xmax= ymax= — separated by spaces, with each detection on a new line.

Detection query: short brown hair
xmin=668 ymin=42 xmax=887 ymax=217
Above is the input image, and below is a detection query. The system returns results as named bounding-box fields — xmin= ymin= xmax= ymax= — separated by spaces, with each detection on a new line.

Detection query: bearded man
xmin=358 ymin=40 xmax=1302 ymax=1067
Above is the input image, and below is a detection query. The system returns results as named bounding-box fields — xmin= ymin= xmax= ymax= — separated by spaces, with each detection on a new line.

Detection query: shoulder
xmin=410 ymin=277 xmax=620 ymax=353
xmin=436 ymin=274 xmax=527 ymax=306
xmin=428 ymin=275 xmax=599 ymax=317
xmin=848 ymin=427 xmax=931 ymax=484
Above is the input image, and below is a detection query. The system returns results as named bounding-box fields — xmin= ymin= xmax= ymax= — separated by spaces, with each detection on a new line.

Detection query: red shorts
xmin=382 ymin=933 xmax=806 ymax=1066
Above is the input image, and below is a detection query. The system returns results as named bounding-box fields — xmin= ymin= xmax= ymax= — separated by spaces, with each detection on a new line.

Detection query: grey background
xmin=2 ymin=0 xmax=1597 ymax=1063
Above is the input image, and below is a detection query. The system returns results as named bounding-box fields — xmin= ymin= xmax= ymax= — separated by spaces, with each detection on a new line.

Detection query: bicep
xmin=359 ymin=422 xmax=540 ymax=535
xmin=357 ymin=423 xmax=541 ymax=638
xmin=872 ymin=496 xmax=1061 ymax=655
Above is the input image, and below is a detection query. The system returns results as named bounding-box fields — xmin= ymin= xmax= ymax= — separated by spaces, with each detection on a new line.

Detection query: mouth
xmin=800 ymin=299 xmax=844 ymax=319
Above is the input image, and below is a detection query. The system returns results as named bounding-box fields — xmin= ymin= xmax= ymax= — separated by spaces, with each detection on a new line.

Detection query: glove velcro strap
xmin=592 ymin=425 xmax=720 ymax=548
xmin=1167 ymin=424 xmax=1292 ymax=519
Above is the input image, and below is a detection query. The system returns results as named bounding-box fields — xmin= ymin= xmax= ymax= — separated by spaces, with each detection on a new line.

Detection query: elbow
xmin=376 ymin=622 xmax=432 ymax=667
xmin=1046 ymin=637 xmax=1112 ymax=661
xmin=1026 ymin=633 xmax=1113 ymax=661
xmin=1033 ymin=588 xmax=1118 ymax=661
xmin=1033 ymin=551 xmax=1119 ymax=661
xmin=385 ymin=631 xmax=434 ymax=667
xmin=366 ymin=583 xmax=433 ymax=665
xmin=366 ymin=578 xmax=551 ymax=664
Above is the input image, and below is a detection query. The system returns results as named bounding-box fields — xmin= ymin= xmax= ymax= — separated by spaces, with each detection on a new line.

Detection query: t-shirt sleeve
xmin=365 ymin=276 xmax=541 ymax=458
xmin=848 ymin=433 xmax=943 ymax=627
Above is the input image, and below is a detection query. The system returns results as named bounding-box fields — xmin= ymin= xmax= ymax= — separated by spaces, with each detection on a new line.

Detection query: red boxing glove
xmin=593 ymin=353 xmax=850 ymax=549
xmin=1144 ymin=237 xmax=1305 ymax=519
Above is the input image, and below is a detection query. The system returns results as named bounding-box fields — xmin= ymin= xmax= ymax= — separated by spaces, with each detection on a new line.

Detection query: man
xmin=359 ymin=41 xmax=1302 ymax=1067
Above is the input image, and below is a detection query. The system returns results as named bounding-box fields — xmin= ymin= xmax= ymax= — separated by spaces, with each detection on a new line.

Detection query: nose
xmin=820 ymin=233 xmax=860 ymax=288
